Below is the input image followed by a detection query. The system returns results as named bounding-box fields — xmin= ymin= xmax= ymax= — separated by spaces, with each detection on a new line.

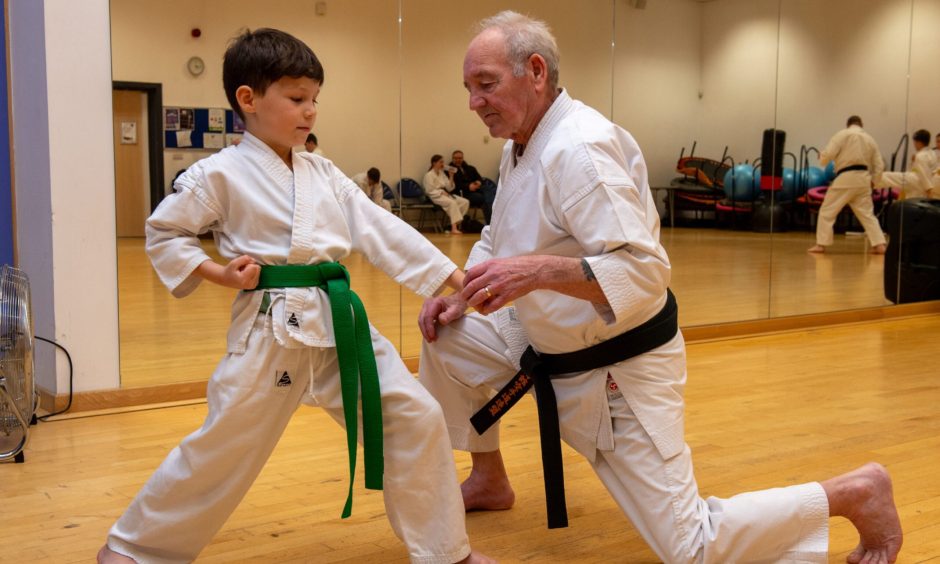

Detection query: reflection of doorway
xmin=111 ymin=81 xmax=164 ymax=236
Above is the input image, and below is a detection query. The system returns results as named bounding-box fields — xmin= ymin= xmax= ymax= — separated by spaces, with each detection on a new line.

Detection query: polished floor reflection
xmin=117 ymin=228 xmax=891 ymax=389
xmin=11 ymin=315 xmax=940 ymax=561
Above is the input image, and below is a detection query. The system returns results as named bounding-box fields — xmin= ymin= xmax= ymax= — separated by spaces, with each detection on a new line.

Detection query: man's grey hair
xmin=478 ymin=11 xmax=560 ymax=89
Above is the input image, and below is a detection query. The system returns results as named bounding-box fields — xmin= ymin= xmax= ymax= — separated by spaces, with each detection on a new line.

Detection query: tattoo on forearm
xmin=580 ymin=259 xmax=597 ymax=282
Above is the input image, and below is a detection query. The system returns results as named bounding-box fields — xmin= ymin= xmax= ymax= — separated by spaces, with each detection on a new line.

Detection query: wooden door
xmin=112 ymin=90 xmax=149 ymax=237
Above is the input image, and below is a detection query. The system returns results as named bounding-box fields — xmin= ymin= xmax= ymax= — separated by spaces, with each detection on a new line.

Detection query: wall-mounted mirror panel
xmin=770 ymin=0 xmax=912 ymax=317
xmin=110 ymin=0 xmax=403 ymax=388
xmin=614 ymin=0 xmax=780 ymax=326
xmin=397 ymin=0 xmax=615 ymax=358
xmin=109 ymin=0 xmax=930 ymax=393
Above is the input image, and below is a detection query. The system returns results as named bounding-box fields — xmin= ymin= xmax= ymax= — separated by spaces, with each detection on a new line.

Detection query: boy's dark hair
xmin=367 ymin=167 xmax=381 ymax=183
xmin=306 ymin=133 xmax=318 ymax=145
xmin=846 ymin=115 xmax=863 ymax=127
xmin=913 ymin=129 xmax=931 ymax=146
xmin=223 ymin=28 xmax=324 ymax=120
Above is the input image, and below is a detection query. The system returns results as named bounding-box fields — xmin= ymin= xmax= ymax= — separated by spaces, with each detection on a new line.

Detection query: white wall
xmin=613 ymin=0 xmax=703 ymax=187
xmin=10 ymin=0 xmax=120 ymax=394
xmin=908 ymin=0 xmax=940 ymax=141
xmin=776 ymin=0 xmax=913 ymax=164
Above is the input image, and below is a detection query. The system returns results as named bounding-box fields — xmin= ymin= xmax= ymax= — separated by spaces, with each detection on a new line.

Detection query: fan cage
xmin=0 ymin=264 xmax=34 ymax=458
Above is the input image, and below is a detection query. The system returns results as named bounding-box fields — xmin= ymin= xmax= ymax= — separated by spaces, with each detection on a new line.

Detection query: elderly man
xmin=808 ymin=116 xmax=887 ymax=254
xmin=418 ymin=10 xmax=902 ymax=564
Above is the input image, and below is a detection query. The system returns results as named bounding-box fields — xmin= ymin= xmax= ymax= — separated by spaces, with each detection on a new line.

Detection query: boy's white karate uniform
xmin=880 ymin=146 xmax=939 ymax=199
xmin=107 ymin=132 xmax=470 ymax=564
xmin=420 ymin=90 xmax=830 ymax=563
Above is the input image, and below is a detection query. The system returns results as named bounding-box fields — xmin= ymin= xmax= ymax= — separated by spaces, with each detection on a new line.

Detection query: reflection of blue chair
xmin=396 ymin=178 xmax=446 ymax=232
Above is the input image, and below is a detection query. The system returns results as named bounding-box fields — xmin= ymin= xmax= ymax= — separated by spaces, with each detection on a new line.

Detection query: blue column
xmin=0 ymin=9 xmax=13 ymax=266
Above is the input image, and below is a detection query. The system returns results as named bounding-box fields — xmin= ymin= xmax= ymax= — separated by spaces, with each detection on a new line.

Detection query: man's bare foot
xmin=97 ymin=545 xmax=136 ymax=564
xmin=821 ymin=462 xmax=902 ymax=564
xmin=461 ymin=469 xmax=515 ymax=511
xmin=870 ymin=243 xmax=887 ymax=255
xmin=808 ymin=244 xmax=826 ymax=253
xmin=456 ymin=549 xmax=498 ymax=563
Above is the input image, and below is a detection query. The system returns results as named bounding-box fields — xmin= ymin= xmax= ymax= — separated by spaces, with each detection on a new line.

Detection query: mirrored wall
xmin=110 ymin=0 xmax=931 ymax=389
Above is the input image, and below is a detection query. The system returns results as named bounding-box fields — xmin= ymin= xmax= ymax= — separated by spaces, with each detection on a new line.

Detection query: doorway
xmin=111 ymin=81 xmax=163 ymax=236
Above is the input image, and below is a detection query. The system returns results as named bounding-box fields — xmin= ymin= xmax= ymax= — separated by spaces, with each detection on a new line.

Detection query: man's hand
xmin=469 ymin=180 xmax=482 ymax=192
xmin=196 ymin=255 xmax=260 ymax=290
xmin=419 ymin=294 xmax=469 ymax=342
xmin=462 ymin=255 xmax=608 ymax=314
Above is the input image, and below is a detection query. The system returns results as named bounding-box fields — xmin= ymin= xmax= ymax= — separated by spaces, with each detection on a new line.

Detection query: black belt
xmin=836 ymin=164 xmax=868 ymax=176
xmin=470 ymin=289 xmax=679 ymax=529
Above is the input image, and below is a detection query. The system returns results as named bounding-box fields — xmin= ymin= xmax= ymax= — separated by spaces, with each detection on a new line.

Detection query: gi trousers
xmin=108 ymin=314 xmax=470 ymax=564
xmin=420 ymin=311 xmax=830 ymax=563
xmin=815 ymin=184 xmax=886 ymax=247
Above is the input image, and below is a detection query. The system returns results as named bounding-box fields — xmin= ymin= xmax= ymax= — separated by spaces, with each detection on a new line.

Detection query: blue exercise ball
xmin=776 ymin=168 xmax=797 ymax=202
xmin=801 ymin=166 xmax=827 ymax=191
xmin=722 ymin=164 xmax=758 ymax=201
xmin=824 ymin=161 xmax=836 ymax=183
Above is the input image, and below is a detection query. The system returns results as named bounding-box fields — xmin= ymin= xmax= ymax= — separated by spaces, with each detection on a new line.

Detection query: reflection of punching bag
xmin=760 ymin=128 xmax=786 ymax=190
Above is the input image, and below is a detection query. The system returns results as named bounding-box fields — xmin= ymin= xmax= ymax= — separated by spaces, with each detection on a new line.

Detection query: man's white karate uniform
xmin=352 ymin=170 xmax=393 ymax=212
xmin=420 ymin=90 xmax=830 ymax=563
xmin=107 ymin=132 xmax=470 ymax=564
xmin=816 ymin=125 xmax=887 ymax=247
xmin=881 ymin=146 xmax=939 ymax=199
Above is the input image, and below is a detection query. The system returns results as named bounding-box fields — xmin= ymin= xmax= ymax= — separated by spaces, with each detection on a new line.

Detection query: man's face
xmin=452 ymin=152 xmax=464 ymax=166
xmin=463 ymin=30 xmax=536 ymax=142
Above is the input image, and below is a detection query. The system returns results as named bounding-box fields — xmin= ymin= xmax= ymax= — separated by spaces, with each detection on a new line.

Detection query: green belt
xmin=255 ymin=263 xmax=383 ymax=518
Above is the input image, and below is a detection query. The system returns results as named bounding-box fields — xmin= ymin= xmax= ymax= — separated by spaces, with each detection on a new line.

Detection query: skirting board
xmin=38 ymin=300 xmax=940 ymax=414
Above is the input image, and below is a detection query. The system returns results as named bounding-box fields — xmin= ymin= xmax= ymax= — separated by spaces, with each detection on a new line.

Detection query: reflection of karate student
xmin=809 ymin=116 xmax=887 ymax=254
xmin=419 ymin=12 xmax=902 ymax=564
xmin=880 ymin=129 xmax=938 ymax=199
xmin=352 ymin=167 xmax=393 ymax=212
xmin=423 ymin=154 xmax=470 ymax=234
xmin=98 ymin=28 xmax=492 ymax=564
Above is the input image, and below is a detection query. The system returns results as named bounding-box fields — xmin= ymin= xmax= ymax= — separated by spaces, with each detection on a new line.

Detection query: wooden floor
xmin=3 ymin=315 xmax=938 ymax=562
xmin=116 ymin=227 xmax=892 ymax=390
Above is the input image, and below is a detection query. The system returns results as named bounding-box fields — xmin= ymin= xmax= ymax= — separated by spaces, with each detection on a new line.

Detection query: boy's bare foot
xmin=456 ymin=549 xmax=498 ymax=563
xmin=808 ymin=244 xmax=826 ymax=253
xmin=821 ymin=463 xmax=902 ymax=564
xmin=97 ymin=545 xmax=136 ymax=564
xmin=870 ymin=243 xmax=887 ymax=255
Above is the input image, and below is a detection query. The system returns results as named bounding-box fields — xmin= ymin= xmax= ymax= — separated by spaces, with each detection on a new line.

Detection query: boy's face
xmin=239 ymin=76 xmax=320 ymax=159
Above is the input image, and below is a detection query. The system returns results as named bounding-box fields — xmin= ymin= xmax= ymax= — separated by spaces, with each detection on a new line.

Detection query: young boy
xmin=98 ymin=28 xmax=492 ymax=564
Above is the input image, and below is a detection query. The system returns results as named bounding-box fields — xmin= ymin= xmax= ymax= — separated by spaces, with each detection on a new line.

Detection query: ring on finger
xmin=483 ymin=285 xmax=493 ymax=299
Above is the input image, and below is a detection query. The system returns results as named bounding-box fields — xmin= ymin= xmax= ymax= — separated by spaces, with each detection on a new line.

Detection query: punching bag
xmin=760 ymin=128 xmax=786 ymax=190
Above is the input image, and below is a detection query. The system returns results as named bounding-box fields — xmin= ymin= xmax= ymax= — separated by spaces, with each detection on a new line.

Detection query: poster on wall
xmin=225 ymin=133 xmax=243 ymax=147
xmin=179 ymin=108 xmax=195 ymax=130
xmin=120 ymin=121 xmax=138 ymax=144
xmin=175 ymin=130 xmax=193 ymax=148
xmin=164 ymin=108 xmax=180 ymax=131
xmin=203 ymin=133 xmax=224 ymax=149
xmin=231 ymin=112 xmax=245 ymax=133
xmin=208 ymin=108 xmax=225 ymax=132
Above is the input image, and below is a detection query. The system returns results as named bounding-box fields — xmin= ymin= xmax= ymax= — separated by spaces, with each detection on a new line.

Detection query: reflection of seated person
xmin=352 ymin=167 xmax=393 ymax=213
xmin=423 ymin=154 xmax=469 ymax=234
xmin=304 ymin=133 xmax=324 ymax=156
xmin=450 ymin=150 xmax=497 ymax=224
xmin=880 ymin=129 xmax=938 ymax=199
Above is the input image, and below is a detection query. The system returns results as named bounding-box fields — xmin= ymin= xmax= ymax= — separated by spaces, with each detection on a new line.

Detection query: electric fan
xmin=0 ymin=264 xmax=35 ymax=463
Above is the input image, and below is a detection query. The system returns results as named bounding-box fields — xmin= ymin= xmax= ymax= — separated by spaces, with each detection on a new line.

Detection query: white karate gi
xmin=423 ymin=168 xmax=469 ymax=225
xmin=107 ymin=132 xmax=470 ymax=564
xmin=880 ymin=146 xmax=939 ymax=199
xmin=816 ymin=125 xmax=887 ymax=247
xmin=352 ymin=171 xmax=393 ymax=212
xmin=420 ymin=90 xmax=830 ymax=563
